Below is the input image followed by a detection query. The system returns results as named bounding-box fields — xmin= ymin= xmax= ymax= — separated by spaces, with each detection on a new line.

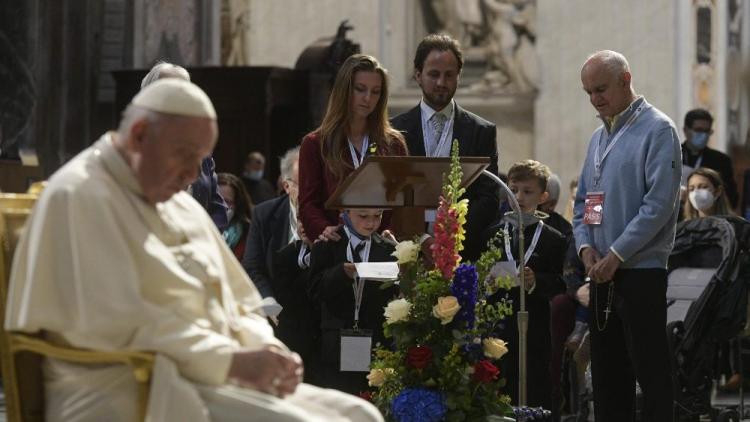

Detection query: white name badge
xmin=340 ymin=329 xmax=372 ymax=372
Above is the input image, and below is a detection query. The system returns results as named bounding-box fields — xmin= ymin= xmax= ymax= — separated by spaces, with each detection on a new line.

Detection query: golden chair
xmin=0 ymin=191 xmax=154 ymax=422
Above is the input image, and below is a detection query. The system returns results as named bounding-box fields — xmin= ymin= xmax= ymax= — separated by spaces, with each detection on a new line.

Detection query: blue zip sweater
xmin=573 ymin=97 xmax=682 ymax=269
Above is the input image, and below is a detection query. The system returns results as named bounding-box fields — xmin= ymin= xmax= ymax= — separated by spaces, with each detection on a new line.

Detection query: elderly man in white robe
xmin=5 ymin=78 xmax=383 ymax=422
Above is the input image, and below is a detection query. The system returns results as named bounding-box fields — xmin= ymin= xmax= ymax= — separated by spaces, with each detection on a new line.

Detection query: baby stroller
xmin=667 ymin=216 xmax=750 ymax=422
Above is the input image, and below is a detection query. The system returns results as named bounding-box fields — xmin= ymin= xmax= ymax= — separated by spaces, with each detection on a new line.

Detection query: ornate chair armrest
xmin=9 ymin=333 xmax=155 ymax=421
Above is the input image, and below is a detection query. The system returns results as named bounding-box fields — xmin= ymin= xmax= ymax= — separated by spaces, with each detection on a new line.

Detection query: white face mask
xmin=226 ymin=207 xmax=235 ymax=221
xmin=689 ymin=188 xmax=716 ymax=212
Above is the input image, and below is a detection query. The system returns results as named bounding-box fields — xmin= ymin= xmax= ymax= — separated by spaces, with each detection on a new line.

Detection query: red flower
xmin=406 ymin=345 xmax=433 ymax=369
xmin=358 ymin=391 xmax=373 ymax=402
xmin=473 ymin=360 xmax=500 ymax=383
xmin=432 ymin=197 xmax=460 ymax=279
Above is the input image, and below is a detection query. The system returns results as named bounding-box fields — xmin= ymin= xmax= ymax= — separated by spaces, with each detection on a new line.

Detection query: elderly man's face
xmin=130 ymin=116 xmax=217 ymax=204
xmin=581 ymin=62 xmax=630 ymax=118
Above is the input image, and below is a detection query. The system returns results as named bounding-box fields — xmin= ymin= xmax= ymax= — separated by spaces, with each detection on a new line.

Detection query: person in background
xmin=298 ymin=54 xmax=407 ymax=241
xmin=141 ymin=61 xmax=228 ymax=230
xmin=242 ymin=147 xmax=302 ymax=299
xmin=683 ymin=167 xmax=742 ymax=392
xmin=684 ymin=167 xmax=735 ymax=220
xmin=217 ymin=173 xmax=253 ymax=260
xmin=538 ymin=172 xmax=573 ymax=239
xmin=681 ymin=108 xmax=739 ymax=209
xmin=241 ymin=151 xmax=277 ymax=205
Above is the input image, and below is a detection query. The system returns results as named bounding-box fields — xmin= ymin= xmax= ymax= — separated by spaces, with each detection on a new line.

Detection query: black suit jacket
xmin=308 ymin=229 xmax=398 ymax=349
xmin=308 ymin=228 xmax=399 ymax=393
xmin=241 ymin=194 xmax=291 ymax=298
xmin=391 ymin=103 xmax=500 ymax=261
xmin=482 ymin=219 xmax=567 ymax=301
xmin=483 ymin=219 xmax=566 ymax=408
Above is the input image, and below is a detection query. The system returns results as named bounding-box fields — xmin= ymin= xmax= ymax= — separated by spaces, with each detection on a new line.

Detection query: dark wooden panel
xmin=112 ymin=67 xmax=312 ymax=185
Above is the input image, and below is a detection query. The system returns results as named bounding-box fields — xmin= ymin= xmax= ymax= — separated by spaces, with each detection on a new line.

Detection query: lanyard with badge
xmin=348 ymin=135 xmax=370 ymax=169
xmin=340 ymin=226 xmax=373 ymax=372
xmin=584 ymin=104 xmax=647 ymax=225
xmin=503 ymin=221 xmax=544 ymax=275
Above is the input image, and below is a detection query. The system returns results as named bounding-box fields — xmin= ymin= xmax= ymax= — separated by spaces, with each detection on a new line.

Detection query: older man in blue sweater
xmin=573 ymin=50 xmax=681 ymax=422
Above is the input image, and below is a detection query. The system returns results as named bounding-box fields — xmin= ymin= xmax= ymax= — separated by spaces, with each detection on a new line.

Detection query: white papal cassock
xmin=5 ymin=133 xmax=383 ymax=422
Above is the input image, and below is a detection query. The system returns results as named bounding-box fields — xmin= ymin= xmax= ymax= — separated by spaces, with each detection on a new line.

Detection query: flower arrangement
xmin=369 ymin=141 xmax=517 ymax=421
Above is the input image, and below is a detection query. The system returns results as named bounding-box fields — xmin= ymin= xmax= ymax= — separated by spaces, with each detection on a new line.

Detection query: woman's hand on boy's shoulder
xmin=318 ymin=224 xmax=342 ymax=242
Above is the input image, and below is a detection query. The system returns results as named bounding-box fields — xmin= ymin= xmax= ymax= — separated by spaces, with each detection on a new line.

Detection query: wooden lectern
xmin=324 ymin=156 xmax=489 ymax=239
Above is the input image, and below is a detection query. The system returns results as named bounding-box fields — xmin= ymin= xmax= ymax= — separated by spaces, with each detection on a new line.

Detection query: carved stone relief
xmin=420 ymin=0 xmax=538 ymax=94
xmin=142 ymin=0 xmax=199 ymax=65
xmin=221 ymin=0 xmax=251 ymax=65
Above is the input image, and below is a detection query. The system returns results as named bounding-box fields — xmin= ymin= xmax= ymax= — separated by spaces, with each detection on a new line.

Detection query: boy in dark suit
xmin=308 ymin=209 xmax=399 ymax=395
xmin=483 ymin=159 xmax=567 ymax=409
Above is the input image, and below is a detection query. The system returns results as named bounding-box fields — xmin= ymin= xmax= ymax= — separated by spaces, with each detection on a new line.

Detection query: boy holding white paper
xmin=482 ymin=159 xmax=567 ymax=410
xmin=308 ymin=209 xmax=399 ymax=395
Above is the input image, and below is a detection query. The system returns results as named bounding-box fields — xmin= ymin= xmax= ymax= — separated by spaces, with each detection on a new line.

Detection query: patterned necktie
xmin=429 ymin=113 xmax=448 ymax=156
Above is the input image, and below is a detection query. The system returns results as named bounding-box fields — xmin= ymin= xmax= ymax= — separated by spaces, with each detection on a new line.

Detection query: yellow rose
xmin=432 ymin=296 xmax=461 ymax=325
xmin=383 ymin=298 xmax=412 ymax=324
xmin=483 ymin=337 xmax=509 ymax=360
xmin=391 ymin=240 xmax=419 ymax=264
xmin=367 ymin=368 xmax=394 ymax=387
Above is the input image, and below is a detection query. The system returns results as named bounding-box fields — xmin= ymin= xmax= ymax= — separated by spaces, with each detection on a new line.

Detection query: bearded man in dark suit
xmin=391 ymin=34 xmax=500 ymax=261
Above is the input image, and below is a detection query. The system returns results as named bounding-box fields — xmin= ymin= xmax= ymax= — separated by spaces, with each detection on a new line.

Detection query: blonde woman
xmin=684 ymin=167 xmax=734 ymax=220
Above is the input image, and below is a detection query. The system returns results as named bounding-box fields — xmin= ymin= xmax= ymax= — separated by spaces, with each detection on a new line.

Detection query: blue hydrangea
xmin=450 ymin=264 xmax=478 ymax=328
xmin=391 ymin=388 xmax=446 ymax=422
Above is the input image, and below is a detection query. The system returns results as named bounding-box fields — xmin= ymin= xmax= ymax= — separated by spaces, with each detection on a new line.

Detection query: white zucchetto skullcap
xmin=131 ymin=78 xmax=216 ymax=119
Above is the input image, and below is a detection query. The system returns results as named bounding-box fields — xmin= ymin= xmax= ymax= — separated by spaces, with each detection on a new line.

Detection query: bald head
xmin=582 ymin=50 xmax=630 ymax=79
xmin=581 ymin=50 xmax=636 ymax=118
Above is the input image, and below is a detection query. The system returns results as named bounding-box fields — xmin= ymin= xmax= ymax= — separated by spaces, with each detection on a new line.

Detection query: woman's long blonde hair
xmin=684 ymin=167 xmax=734 ymax=220
xmin=317 ymin=54 xmax=405 ymax=181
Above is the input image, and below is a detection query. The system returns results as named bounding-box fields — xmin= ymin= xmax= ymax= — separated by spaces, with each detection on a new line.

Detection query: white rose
xmin=432 ymin=296 xmax=461 ymax=325
xmin=483 ymin=337 xmax=509 ymax=360
xmin=383 ymin=298 xmax=412 ymax=324
xmin=391 ymin=240 xmax=419 ymax=264
xmin=367 ymin=368 xmax=394 ymax=387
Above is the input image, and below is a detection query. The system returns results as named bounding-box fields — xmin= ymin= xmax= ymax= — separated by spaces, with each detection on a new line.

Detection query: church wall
xmin=534 ymin=0 xmax=679 ymax=210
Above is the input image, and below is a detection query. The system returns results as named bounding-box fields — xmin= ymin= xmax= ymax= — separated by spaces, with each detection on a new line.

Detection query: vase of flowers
xmin=368 ymin=141 xmax=522 ymax=421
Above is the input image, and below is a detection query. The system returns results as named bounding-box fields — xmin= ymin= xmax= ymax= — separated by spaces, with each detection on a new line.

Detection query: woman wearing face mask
xmin=684 ymin=167 xmax=734 ymax=220
xmin=683 ymin=167 xmax=743 ymax=391
xmin=218 ymin=173 xmax=254 ymax=259
xmin=298 ymin=54 xmax=408 ymax=242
